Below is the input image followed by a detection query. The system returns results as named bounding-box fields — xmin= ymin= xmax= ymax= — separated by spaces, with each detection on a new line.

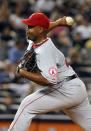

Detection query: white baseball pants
xmin=8 ymin=78 xmax=91 ymax=131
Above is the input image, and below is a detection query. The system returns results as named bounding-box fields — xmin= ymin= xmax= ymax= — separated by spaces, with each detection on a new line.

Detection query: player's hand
xmin=57 ymin=16 xmax=74 ymax=26
xmin=65 ymin=16 xmax=74 ymax=26
xmin=19 ymin=67 xmax=27 ymax=76
xmin=56 ymin=16 xmax=67 ymax=26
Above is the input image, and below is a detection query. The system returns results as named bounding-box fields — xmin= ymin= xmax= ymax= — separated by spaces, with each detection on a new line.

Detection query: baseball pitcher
xmin=8 ymin=13 xmax=91 ymax=131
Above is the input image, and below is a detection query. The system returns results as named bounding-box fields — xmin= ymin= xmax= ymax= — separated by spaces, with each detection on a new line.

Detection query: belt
xmin=58 ymin=74 xmax=78 ymax=84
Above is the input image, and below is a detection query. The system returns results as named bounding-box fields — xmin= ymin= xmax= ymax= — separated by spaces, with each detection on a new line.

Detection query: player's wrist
xmin=56 ymin=16 xmax=67 ymax=26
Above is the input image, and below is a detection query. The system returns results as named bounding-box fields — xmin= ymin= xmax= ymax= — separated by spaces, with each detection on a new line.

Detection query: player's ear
xmin=37 ymin=26 xmax=44 ymax=33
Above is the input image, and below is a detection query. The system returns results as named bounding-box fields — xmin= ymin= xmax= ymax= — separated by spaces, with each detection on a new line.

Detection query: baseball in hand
xmin=66 ymin=17 xmax=74 ymax=26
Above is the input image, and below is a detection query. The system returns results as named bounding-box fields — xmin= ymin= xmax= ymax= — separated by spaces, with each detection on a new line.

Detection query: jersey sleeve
xmin=41 ymin=65 xmax=58 ymax=84
xmin=35 ymin=38 xmax=58 ymax=84
xmin=37 ymin=57 xmax=58 ymax=84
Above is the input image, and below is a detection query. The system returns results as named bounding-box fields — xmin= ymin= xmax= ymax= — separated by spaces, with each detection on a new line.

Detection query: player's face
xmin=26 ymin=26 xmax=39 ymax=41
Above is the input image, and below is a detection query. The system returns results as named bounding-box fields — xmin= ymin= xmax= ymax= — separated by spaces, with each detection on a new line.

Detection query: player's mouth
xmin=27 ymin=32 xmax=32 ymax=38
xmin=27 ymin=34 xmax=34 ymax=40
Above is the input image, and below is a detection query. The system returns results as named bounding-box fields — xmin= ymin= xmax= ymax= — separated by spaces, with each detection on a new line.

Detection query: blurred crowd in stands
xmin=0 ymin=0 xmax=91 ymax=116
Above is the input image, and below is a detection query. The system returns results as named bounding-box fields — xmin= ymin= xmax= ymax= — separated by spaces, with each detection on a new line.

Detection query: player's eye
xmin=28 ymin=26 xmax=34 ymax=29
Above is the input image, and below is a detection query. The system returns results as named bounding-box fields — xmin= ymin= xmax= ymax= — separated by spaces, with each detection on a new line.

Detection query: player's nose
xmin=26 ymin=28 xmax=29 ymax=34
xmin=26 ymin=28 xmax=28 ymax=32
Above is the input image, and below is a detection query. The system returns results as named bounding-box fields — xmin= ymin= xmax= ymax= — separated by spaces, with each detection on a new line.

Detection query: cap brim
xmin=22 ymin=19 xmax=34 ymax=26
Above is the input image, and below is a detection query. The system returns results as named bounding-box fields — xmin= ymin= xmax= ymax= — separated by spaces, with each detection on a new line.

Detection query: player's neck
xmin=34 ymin=36 xmax=47 ymax=45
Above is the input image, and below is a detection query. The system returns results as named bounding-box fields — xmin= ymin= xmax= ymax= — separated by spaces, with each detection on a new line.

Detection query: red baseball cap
xmin=22 ymin=13 xmax=50 ymax=29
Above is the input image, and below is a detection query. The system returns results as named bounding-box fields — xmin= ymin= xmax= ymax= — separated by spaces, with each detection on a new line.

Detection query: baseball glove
xmin=17 ymin=48 xmax=37 ymax=73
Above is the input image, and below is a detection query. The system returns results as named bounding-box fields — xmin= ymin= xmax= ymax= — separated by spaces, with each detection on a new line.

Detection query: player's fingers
xmin=21 ymin=67 xmax=27 ymax=71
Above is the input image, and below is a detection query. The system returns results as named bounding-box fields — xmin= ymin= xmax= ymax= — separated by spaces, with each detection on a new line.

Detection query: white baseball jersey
xmin=8 ymin=37 xmax=91 ymax=131
xmin=34 ymin=37 xmax=75 ymax=84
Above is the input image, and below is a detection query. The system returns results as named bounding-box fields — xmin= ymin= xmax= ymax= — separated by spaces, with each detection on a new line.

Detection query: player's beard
xmin=26 ymin=32 xmax=37 ymax=41
xmin=27 ymin=34 xmax=38 ymax=42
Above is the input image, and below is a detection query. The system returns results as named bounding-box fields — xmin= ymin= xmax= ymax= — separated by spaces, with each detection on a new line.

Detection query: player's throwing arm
xmin=48 ymin=16 xmax=74 ymax=32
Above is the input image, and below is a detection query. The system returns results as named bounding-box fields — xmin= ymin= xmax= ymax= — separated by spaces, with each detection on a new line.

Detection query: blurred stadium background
xmin=0 ymin=0 xmax=91 ymax=130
